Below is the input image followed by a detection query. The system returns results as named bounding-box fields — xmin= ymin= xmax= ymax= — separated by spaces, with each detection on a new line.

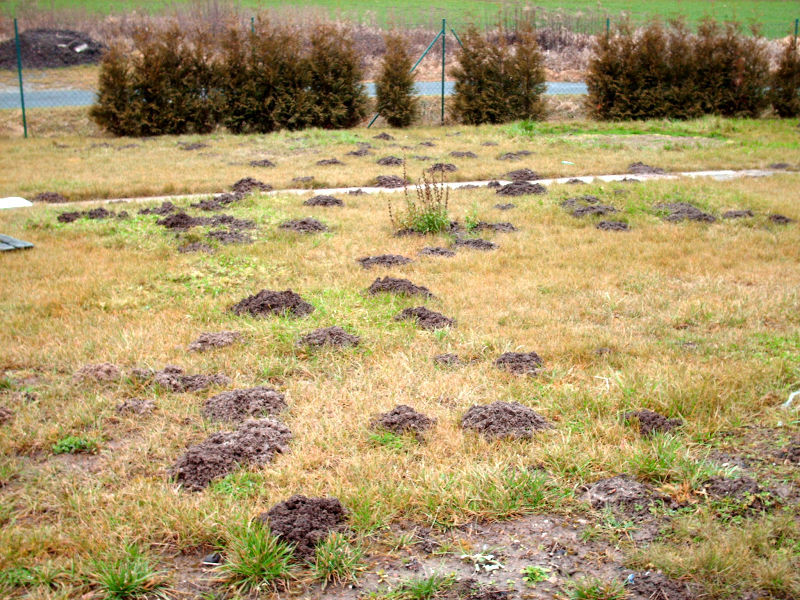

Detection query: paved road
xmin=0 ymin=81 xmax=587 ymax=110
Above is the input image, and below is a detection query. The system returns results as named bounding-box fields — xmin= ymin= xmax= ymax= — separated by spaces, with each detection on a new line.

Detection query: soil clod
xmin=373 ymin=133 xmax=394 ymax=141
xmin=375 ymin=175 xmax=407 ymax=188
xmin=433 ymin=353 xmax=462 ymax=366
xmin=279 ymin=218 xmax=328 ymax=233
xmin=454 ymin=238 xmax=497 ymax=251
xmin=769 ymin=213 xmax=794 ymax=224
xmin=702 ymin=476 xmax=766 ymax=504
xmin=596 ymin=220 xmax=629 ymax=231
xmin=33 ymin=191 xmax=68 ymax=203
xmin=656 ymin=202 xmax=716 ymax=223
xmin=260 ymin=495 xmax=348 ymax=557
xmin=188 ymin=331 xmax=241 ymax=352
xmin=249 ymin=158 xmax=276 ymax=168
xmin=135 ymin=365 xmax=230 ymax=392
xmin=461 ymin=401 xmax=552 ymax=439
xmin=498 ymin=151 xmax=531 ymax=161
xmin=419 ymin=246 xmax=455 ymax=257
xmin=367 ymin=277 xmax=433 ymax=298
xmin=297 ymin=326 xmax=360 ymax=347
xmin=495 ymin=352 xmax=543 ymax=375
xmin=722 ymin=209 xmax=754 ymax=219
xmin=230 ymin=289 xmax=314 ymax=318
xmin=202 ymin=387 xmax=286 ymax=422
xmin=303 ymin=195 xmax=343 ymax=207
xmin=377 ymin=156 xmax=404 ymax=166
xmin=496 ymin=181 xmax=547 ymax=196
xmin=357 ymin=254 xmax=413 ymax=269
xmin=316 ymin=158 xmax=343 ymax=166
xmin=623 ymin=409 xmax=683 ymax=436
xmin=625 ymin=571 xmax=699 ymax=600
xmin=347 ymin=147 xmax=371 ymax=157
xmin=73 ymin=362 xmax=121 ymax=382
xmin=231 ymin=177 xmax=271 ymax=195
xmin=487 ymin=180 xmax=501 ymax=188
xmin=371 ymin=405 xmax=436 ymax=439
xmin=139 ymin=201 xmax=177 ymax=215
xmin=427 ymin=163 xmax=457 ymax=173
xmin=450 ymin=151 xmax=477 ymax=158
xmin=505 ymin=169 xmax=541 ymax=181
xmin=394 ymin=307 xmax=454 ymax=330
xmin=628 ymin=162 xmax=664 ymax=174
xmin=472 ymin=221 xmax=517 ymax=233
xmin=207 ymin=229 xmax=253 ymax=245
xmin=562 ymin=195 xmax=617 ymax=217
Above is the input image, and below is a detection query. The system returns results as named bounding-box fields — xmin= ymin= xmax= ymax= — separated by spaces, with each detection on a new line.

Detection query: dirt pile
xmin=461 ymin=401 xmax=552 ymax=440
xmin=231 ymin=177 xmax=271 ymax=195
xmin=316 ymin=158 xmax=343 ymax=166
xmin=419 ymin=246 xmax=455 ymax=257
xmin=561 ymin=195 xmax=617 ymax=217
xmin=597 ymin=221 xmax=629 ymax=231
xmin=188 ymin=331 xmax=241 ymax=352
xmin=498 ymin=150 xmax=532 ymax=161
xmin=191 ymin=194 xmax=238 ymax=211
xmin=472 ymin=222 xmax=517 ymax=233
xmin=73 ymin=362 xmax=121 ymax=382
xmin=207 ymin=229 xmax=253 ymax=245
xmin=776 ymin=443 xmax=800 ymax=463
xmin=171 ymin=418 xmax=291 ymax=490
xmin=0 ymin=406 xmax=15 ymax=425
xmin=769 ymin=214 xmax=795 ymax=224
xmin=178 ymin=142 xmax=207 ymax=151
xmin=505 ymin=169 xmax=541 ymax=181
xmin=701 ymin=476 xmax=770 ymax=511
xmin=297 ymin=326 xmax=360 ymax=347
xmin=249 ymin=158 xmax=275 ymax=168
xmin=623 ymin=409 xmax=682 ymax=436
xmin=495 ymin=352 xmax=543 ymax=375
xmin=58 ymin=208 xmax=128 ymax=223
xmin=202 ymin=387 xmax=286 ymax=422
xmin=722 ymin=209 xmax=754 ymax=219
xmin=357 ymin=254 xmax=413 ymax=269
xmin=454 ymin=238 xmax=497 ymax=251
xmin=347 ymin=147 xmax=371 ymax=157
xmin=134 ymin=365 xmax=230 ymax=392
xmin=230 ymin=289 xmax=314 ymax=318
xmin=377 ymin=156 xmax=403 ymax=166
xmin=628 ymin=162 xmax=665 ymax=174
xmin=394 ymin=307 xmax=454 ymax=330
xmin=496 ymin=182 xmax=547 ymax=196
xmin=157 ymin=212 xmax=254 ymax=231
xmin=292 ymin=176 xmax=314 ymax=186
xmin=427 ymin=163 xmax=457 ymax=173
xmin=373 ymin=132 xmax=394 ymax=141
xmin=487 ymin=181 xmax=501 ymax=188
xmin=33 ymin=191 xmax=68 ymax=203
xmin=371 ymin=405 xmax=436 ymax=438
xmin=420 ymin=141 xmax=435 ymax=147
xmin=656 ymin=202 xmax=716 ymax=223
xmin=582 ymin=475 xmax=672 ymax=512
xmin=279 ymin=218 xmax=328 ymax=233
xmin=494 ymin=203 xmax=516 ymax=210
xmin=304 ymin=195 xmax=343 ymax=207
xmin=367 ymin=277 xmax=433 ymax=298
xmin=375 ymin=175 xmax=407 ymax=188
xmin=566 ymin=178 xmax=586 ymax=184
xmin=450 ymin=151 xmax=477 ymax=158
xmin=260 ymin=495 xmax=349 ymax=557
xmin=116 ymin=398 xmax=155 ymax=415
xmin=138 ymin=201 xmax=177 ymax=216
xmin=0 ymin=29 xmax=104 ymax=69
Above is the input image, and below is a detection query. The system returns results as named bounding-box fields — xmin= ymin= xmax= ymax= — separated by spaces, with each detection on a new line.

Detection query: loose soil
xmin=626 ymin=571 xmax=699 ymax=600
xmin=701 ymin=476 xmax=770 ymax=512
xmin=419 ymin=246 xmax=455 ymax=257
xmin=656 ymin=202 xmax=716 ymax=223
xmin=495 ymin=352 xmax=543 ymax=375
xmin=394 ymin=306 xmax=454 ymax=330
xmin=581 ymin=475 xmax=672 ymax=514
xmin=0 ymin=405 xmax=15 ymax=425
xmin=116 ymin=398 xmax=155 ymax=415
xmin=316 ymin=158 xmax=343 ymax=166
xmin=230 ymin=289 xmax=314 ymax=318
xmin=135 ymin=365 xmax=230 ymax=393
xmin=0 ymin=29 xmax=104 ymax=69
xmin=171 ymin=418 xmax=291 ymax=491
xmin=373 ymin=133 xmax=394 ymax=141
xmin=375 ymin=175 xmax=407 ymax=188
xmin=776 ymin=443 xmax=800 ymax=463
xmin=202 ymin=387 xmax=286 ymax=422
xmin=207 ymin=229 xmax=253 ymax=245
xmin=188 ymin=331 xmax=241 ymax=352
xmin=433 ymin=353 xmax=463 ymax=366
xmin=367 ymin=277 xmax=433 ymax=298
xmin=57 ymin=208 xmax=128 ymax=223
xmin=561 ymin=195 xmax=617 ymax=217
xmin=769 ymin=214 xmax=795 ymax=224
xmin=454 ymin=238 xmax=497 ymax=251
xmin=450 ymin=151 xmax=478 ymax=158
xmin=628 ymin=162 xmax=665 ymax=175
xmin=494 ymin=203 xmax=516 ymax=210
xmin=596 ymin=220 xmax=630 ymax=231
xmin=420 ymin=141 xmax=436 ymax=147
xmin=623 ymin=409 xmax=683 ymax=436
xmin=722 ymin=209 xmax=754 ymax=219
xmin=177 ymin=242 xmax=214 ymax=254
xmin=461 ymin=401 xmax=552 ymax=440
xmin=498 ymin=151 xmax=532 ymax=161
xmin=347 ymin=147 xmax=371 ymax=157
xmin=178 ymin=142 xmax=208 ymax=151
xmin=157 ymin=212 xmax=254 ymax=231
xmin=566 ymin=178 xmax=586 ymax=184
xmin=487 ymin=181 xmax=501 ymax=188
xmin=357 ymin=254 xmax=413 ymax=269
xmin=259 ymin=495 xmax=348 ymax=558
xmin=304 ymin=195 xmax=343 ymax=207
xmin=496 ymin=182 xmax=547 ymax=196
xmin=231 ymin=177 xmax=271 ymax=195
xmin=32 ymin=191 xmax=68 ymax=203
xmin=249 ymin=158 xmax=276 ymax=168
xmin=297 ymin=326 xmax=360 ymax=348
xmin=138 ymin=201 xmax=177 ymax=215
xmin=471 ymin=221 xmax=517 ymax=233
xmin=73 ymin=362 xmax=121 ymax=382
xmin=370 ymin=405 xmax=436 ymax=439
xmin=428 ymin=163 xmax=457 ymax=173
xmin=504 ymin=169 xmax=541 ymax=181
xmin=292 ymin=176 xmax=315 ymax=185
xmin=191 ymin=194 xmax=237 ymax=211
xmin=377 ymin=156 xmax=404 ymax=166
xmin=279 ymin=218 xmax=328 ymax=233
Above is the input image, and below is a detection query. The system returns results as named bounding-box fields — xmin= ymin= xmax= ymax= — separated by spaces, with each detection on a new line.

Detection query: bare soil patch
xmin=461 ymin=401 xmax=552 ymax=440
xmin=496 ymin=181 xmax=547 ymax=196
xmin=367 ymin=277 xmax=433 ymax=298
xmin=259 ymin=495 xmax=348 ymax=558
xmin=134 ymin=365 xmax=230 ymax=393
xmin=623 ymin=409 xmax=683 ymax=436
xmin=249 ymin=158 xmax=275 ymax=168
xmin=0 ymin=29 xmax=104 ymax=69
xmin=316 ymin=158 xmax=343 ymax=166
xmin=33 ymin=191 xmax=68 ymax=203
xmin=73 ymin=362 xmax=121 ymax=383
xmin=303 ymin=195 xmax=343 ymax=207
xmin=279 ymin=218 xmax=328 ymax=233
xmin=428 ymin=163 xmax=457 ymax=173
xmin=495 ymin=352 xmax=543 ymax=375
xmin=375 ymin=175 xmax=407 ymax=188
xmin=769 ymin=214 xmax=795 ymax=224
xmin=450 ymin=151 xmax=477 ymax=158
xmin=776 ymin=443 xmax=800 ymax=464
xmin=504 ymin=169 xmax=541 ymax=181
xmin=116 ymin=398 xmax=155 ymax=415
xmin=628 ymin=161 xmax=665 ymax=175
xmin=157 ymin=212 xmax=254 ymax=231
xmin=371 ymin=405 xmax=436 ymax=439
xmin=377 ymin=156 xmax=403 ymax=166
xmin=394 ymin=307 xmax=454 ymax=330
xmin=419 ymin=246 xmax=455 ymax=257
xmin=472 ymin=222 xmax=517 ymax=233
xmin=656 ymin=202 xmax=716 ymax=223
xmin=357 ymin=254 xmax=413 ymax=269
xmin=582 ymin=475 xmax=672 ymax=514
xmin=171 ymin=418 xmax=291 ymax=491
xmin=297 ymin=326 xmax=360 ymax=348
xmin=139 ymin=201 xmax=177 ymax=216
xmin=202 ymin=387 xmax=286 ymax=422
xmin=454 ymin=238 xmax=497 ymax=251
xmin=597 ymin=220 xmax=630 ymax=231
xmin=231 ymin=177 xmax=271 ymax=195
xmin=188 ymin=331 xmax=241 ymax=353
xmin=230 ymin=289 xmax=314 ymax=318
xmin=722 ymin=209 xmax=754 ymax=219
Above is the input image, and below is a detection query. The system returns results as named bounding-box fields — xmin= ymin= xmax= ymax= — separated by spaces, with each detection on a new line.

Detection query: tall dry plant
xmin=388 ymin=163 xmax=450 ymax=234
xmin=375 ymin=32 xmax=418 ymax=128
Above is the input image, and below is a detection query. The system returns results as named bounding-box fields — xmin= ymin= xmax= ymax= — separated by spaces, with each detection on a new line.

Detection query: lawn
xmin=1 ymin=117 xmax=799 ymax=599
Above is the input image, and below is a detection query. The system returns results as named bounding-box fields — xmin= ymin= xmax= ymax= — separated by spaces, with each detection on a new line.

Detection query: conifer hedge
xmin=375 ymin=33 xmax=418 ymax=128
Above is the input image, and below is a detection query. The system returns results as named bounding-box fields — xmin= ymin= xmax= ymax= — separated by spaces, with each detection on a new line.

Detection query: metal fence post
xmin=14 ymin=18 xmax=28 ymax=139
xmin=606 ymin=17 xmax=610 ymax=38
xmin=251 ymin=16 xmax=255 ymax=34
xmin=441 ymin=18 xmax=446 ymax=126
xmin=795 ymin=18 xmax=798 ymax=43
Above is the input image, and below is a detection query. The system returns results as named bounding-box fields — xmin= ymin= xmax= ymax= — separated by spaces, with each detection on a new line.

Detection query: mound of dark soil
xmin=73 ymin=362 xmax=121 ymax=382
xmin=202 ymin=387 xmax=286 ymax=422
xmin=191 ymin=194 xmax=237 ymax=211
xmin=207 ymin=229 xmax=253 ymax=245
xmin=769 ymin=162 xmax=790 ymax=169
xmin=367 ymin=277 xmax=433 ymax=298
xmin=621 ymin=177 xmax=640 ymax=183
xmin=419 ymin=246 xmax=455 ymax=257
xmin=297 ymin=326 xmax=360 ymax=347
xmin=357 ymin=254 xmax=413 ymax=269
xmin=279 ymin=218 xmax=328 ymax=233
xmin=304 ymin=195 xmax=343 ymax=207
xmin=427 ymin=163 xmax=457 ymax=173
xmin=156 ymin=212 xmax=202 ymax=230
xmin=628 ymin=162 xmax=664 ymax=174
xmin=566 ymin=178 xmax=586 ymax=184
xmin=171 ymin=418 xmax=291 ymax=490
xmin=450 ymin=151 xmax=477 ymax=158
xmin=454 ymin=238 xmax=497 ymax=251
xmin=188 ymin=331 xmax=241 ymax=352
xmin=656 ymin=202 xmax=715 ymax=223
xmin=58 ymin=208 xmax=126 ymax=223
xmin=0 ymin=29 xmax=104 ymax=69
xmin=0 ymin=405 xmax=15 ymax=425
xmin=373 ymin=133 xmax=394 ymax=141
xmin=178 ymin=142 xmax=207 ymax=151
xmin=230 ymin=289 xmax=314 ymax=318
xmin=375 ymin=175 xmax=407 ymax=188
xmin=582 ymin=475 xmax=671 ymax=512
xmin=394 ymin=307 xmax=454 ymax=330
xmin=292 ymin=176 xmax=314 ymax=185
xmin=481 ymin=141 xmax=498 ymax=146
xmin=461 ymin=401 xmax=552 ymax=440
xmin=33 ymin=191 xmax=68 ymax=203
xmin=562 ymin=195 xmax=617 ymax=217
xmin=505 ymin=169 xmax=540 ymax=181
xmin=623 ymin=409 xmax=683 ymax=436
xmin=348 ymin=189 xmax=365 ymax=195
xmin=702 ymin=476 xmax=765 ymax=501
xmin=260 ymin=495 xmax=348 ymax=557
xmin=377 ymin=156 xmax=403 ymax=166
xmin=138 ymin=201 xmax=177 ymax=215
xmin=433 ymin=353 xmax=462 ymax=366
xmin=178 ymin=242 xmax=214 ymax=254
xmin=495 ymin=352 xmax=543 ymax=375
xmin=498 ymin=151 xmax=531 ymax=161
xmin=626 ymin=571 xmax=698 ymax=600
xmin=420 ymin=140 xmax=436 ymax=147
xmin=116 ymin=398 xmax=155 ymax=415
xmin=135 ymin=365 xmax=230 ymax=392
xmin=494 ymin=203 xmax=515 ymax=210
xmin=496 ymin=181 xmax=547 ymax=196
xmin=231 ymin=177 xmax=271 ymax=195
xmin=371 ymin=405 xmax=436 ymax=438
xmin=249 ymin=158 xmax=276 ymax=168
xmin=769 ymin=213 xmax=794 ymax=224
xmin=347 ymin=147 xmax=371 ymax=157
xmin=487 ymin=180 xmax=501 ymax=188
xmin=472 ymin=221 xmax=517 ymax=233
xmin=597 ymin=221 xmax=629 ymax=231
xmin=722 ymin=209 xmax=754 ymax=219
xmin=776 ymin=443 xmax=800 ymax=463
xmin=316 ymin=158 xmax=343 ymax=166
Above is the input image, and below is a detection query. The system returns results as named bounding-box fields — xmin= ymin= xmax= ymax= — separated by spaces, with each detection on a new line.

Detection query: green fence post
xmin=606 ymin=17 xmax=610 ymax=38
xmin=795 ymin=18 xmax=798 ymax=43
xmin=251 ymin=16 xmax=255 ymax=34
xmin=14 ymin=18 xmax=27 ymax=139
xmin=441 ymin=18 xmax=445 ymax=126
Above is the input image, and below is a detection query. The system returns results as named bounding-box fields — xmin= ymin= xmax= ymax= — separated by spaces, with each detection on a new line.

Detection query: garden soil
xmin=230 ymin=289 xmax=314 ymax=318
xmin=297 ymin=326 xmax=360 ymax=347
xmin=461 ymin=401 xmax=552 ymax=439
xmin=367 ymin=277 xmax=433 ymax=298
xmin=260 ymin=495 xmax=348 ymax=558
xmin=394 ymin=307 xmax=454 ymax=330
xmin=202 ymin=387 xmax=286 ymax=422
xmin=370 ymin=405 xmax=436 ymax=438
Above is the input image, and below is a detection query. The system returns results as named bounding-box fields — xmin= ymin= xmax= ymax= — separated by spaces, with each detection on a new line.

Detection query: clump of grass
xmin=51 ymin=435 xmax=98 ymax=455
xmin=368 ymin=430 xmax=418 ymax=452
xmin=568 ymin=577 xmax=628 ymax=600
xmin=218 ymin=521 xmax=296 ymax=593
xmin=0 ymin=562 xmax=71 ymax=593
xmin=313 ymin=532 xmax=366 ymax=587
xmin=88 ymin=544 xmax=167 ymax=600
xmin=209 ymin=472 xmax=263 ymax=499
xmin=388 ymin=165 xmax=450 ymax=234
xmin=391 ymin=574 xmax=456 ymax=600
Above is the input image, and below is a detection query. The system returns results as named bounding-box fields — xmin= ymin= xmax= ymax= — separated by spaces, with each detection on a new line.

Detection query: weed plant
xmin=387 ymin=166 xmax=450 ymax=234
